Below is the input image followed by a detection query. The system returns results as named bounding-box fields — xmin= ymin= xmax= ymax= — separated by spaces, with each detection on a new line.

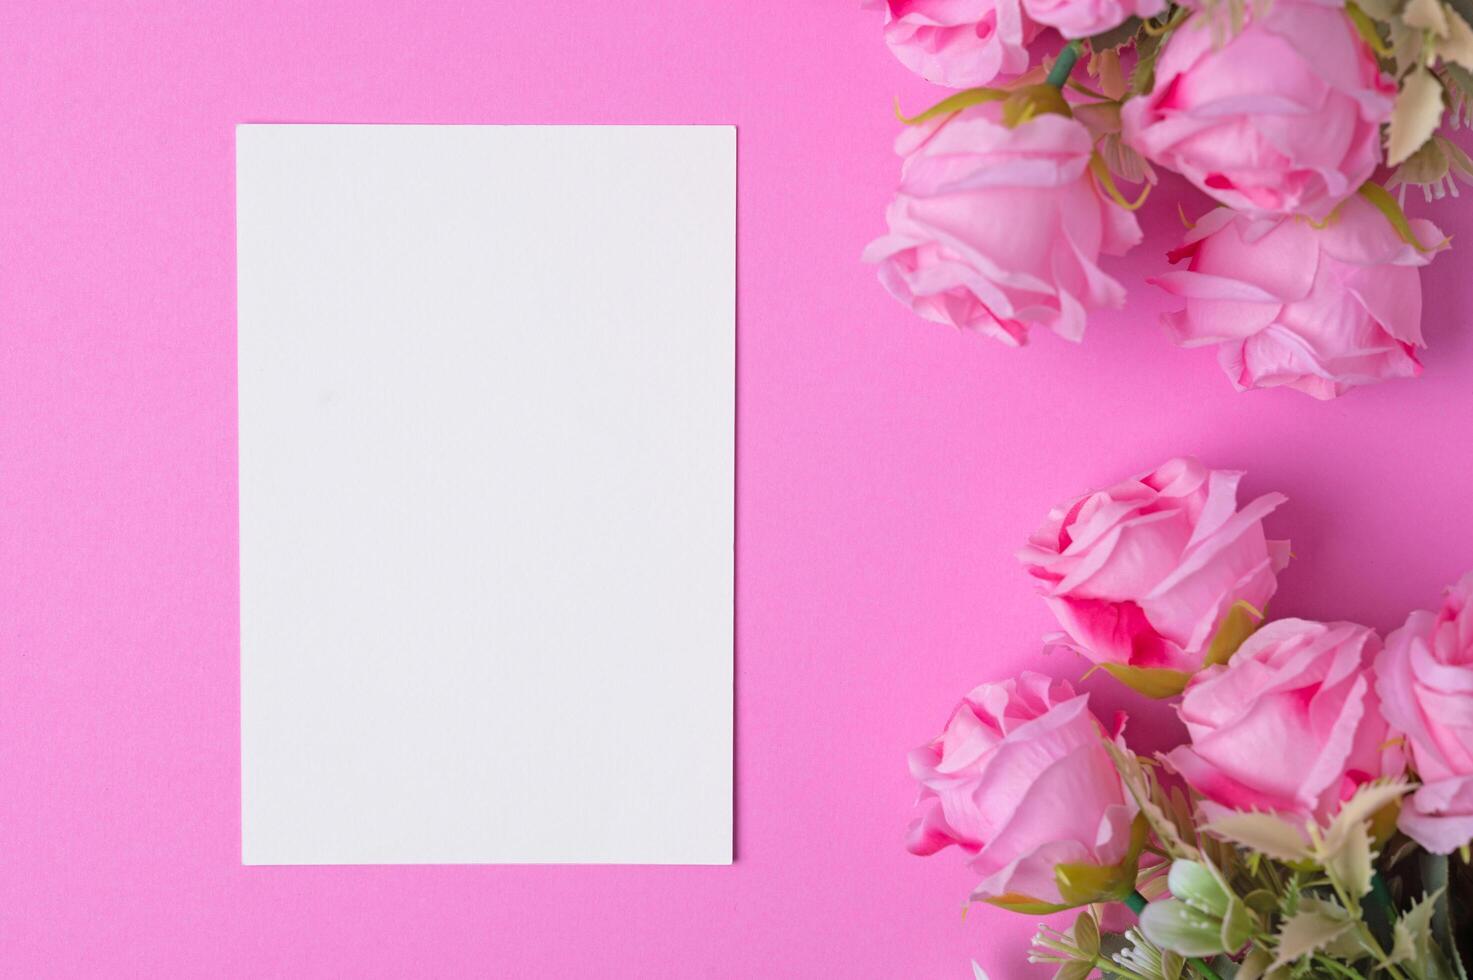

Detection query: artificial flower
xmin=864 ymin=102 xmax=1141 ymax=346
xmin=1018 ymin=457 xmax=1288 ymax=695
xmin=907 ymin=672 xmax=1143 ymax=909
xmin=1121 ymin=1 xmax=1394 ymax=221
xmin=1022 ymin=0 xmax=1164 ymax=40
xmin=1377 ymin=572 xmax=1473 ymax=854
xmin=864 ymin=0 xmax=1041 ymax=89
xmin=1166 ymin=619 xmax=1402 ymax=824
xmin=1152 ymin=196 xmax=1443 ymax=399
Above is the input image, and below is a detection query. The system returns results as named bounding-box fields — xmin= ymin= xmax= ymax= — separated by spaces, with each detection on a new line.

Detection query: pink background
xmin=2 ymin=2 xmax=1472 ymax=976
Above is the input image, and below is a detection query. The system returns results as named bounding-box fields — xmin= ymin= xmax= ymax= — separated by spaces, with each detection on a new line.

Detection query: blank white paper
xmin=237 ymin=125 xmax=733 ymax=865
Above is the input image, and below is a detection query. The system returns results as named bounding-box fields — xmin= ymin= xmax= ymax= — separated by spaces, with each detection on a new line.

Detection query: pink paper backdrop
xmin=2 ymin=2 xmax=1472 ymax=976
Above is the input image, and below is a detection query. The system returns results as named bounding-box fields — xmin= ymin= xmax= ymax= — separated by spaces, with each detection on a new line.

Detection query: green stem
xmin=1046 ymin=40 xmax=1082 ymax=88
xmin=1423 ymin=852 xmax=1450 ymax=940
xmin=1126 ymin=891 xmax=1224 ymax=980
xmin=1364 ymin=871 xmax=1396 ymax=948
xmin=1370 ymin=872 xmax=1396 ymax=916
xmin=1314 ymin=953 xmax=1369 ymax=980
xmin=1093 ymin=956 xmax=1152 ymax=980
xmin=1326 ymin=874 xmax=1411 ymax=980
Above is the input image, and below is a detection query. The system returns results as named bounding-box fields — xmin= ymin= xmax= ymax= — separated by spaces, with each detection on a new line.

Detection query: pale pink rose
xmin=1018 ymin=457 xmax=1289 ymax=680
xmin=864 ymin=104 xmax=1142 ymax=346
xmin=1376 ymin=573 xmax=1473 ymax=854
xmin=1121 ymin=1 xmax=1394 ymax=220
xmin=908 ymin=672 xmax=1140 ymax=907
xmin=1152 ymin=198 xmax=1443 ymax=399
xmin=1023 ymin=0 xmax=1164 ymax=40
xmin=1165 ymin=619 xmax=1402 ymax=824
xmin=864 ymin=0 xmax=1041 ymax=89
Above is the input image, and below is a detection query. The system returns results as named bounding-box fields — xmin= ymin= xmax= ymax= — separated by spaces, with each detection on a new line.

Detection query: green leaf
xmin=1348 ymin=1 xmax=1395 ymax=54
xmin=1356 ymin=0 xmax=1401 ymax=18
xmin=1445 ymin=59 xmax=1473 ymax=111
xmin=1219 ymin=896 xmax=1254 ymax=953
xmin=1423 ymin=854 xmax=1470 ymax=980
xmin=1100 ymin=662 xmax=1193 ymax=698
xmin=1140 ymin=899 xmax=1228 ymax=957
xmin=1129 ymin=31 xmax=1162 ymax=96
xmin=1167 ymin=860 xmax=1230 ymax=918
xmin=1203 ymin=601 xmax=1264 ymax=667
xmin=1054 ymin=814 xmax=1149 ymax=906
xmin=1270 ymin=903 xmax=1355 ymax=970
xmin=983 ymin=892 xmax=1073 ymax=915
xmin=1370 ymin=166 xmax=1451 ymax=232
xmin=1054 ymin=961 xmax=1093 ymax=980
xmin=1072 ymin=911 xmax=1101 ymax=958
xmin=1390 ymin=134 xmax=1453 ymax=191
xmin=893 ymin=87 xmax=1008 ymax=126
xmin=1234 ymin=947 xmax=1273 ymax=980
xmin=1241 ymin=889 xmax=1280 ymax=916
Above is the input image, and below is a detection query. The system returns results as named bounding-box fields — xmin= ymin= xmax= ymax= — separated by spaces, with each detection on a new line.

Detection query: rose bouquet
xmin=909 ymin=457 xmax=1473 ymax=978
xmin=864 ymin=0 xmax=1466 ymax=398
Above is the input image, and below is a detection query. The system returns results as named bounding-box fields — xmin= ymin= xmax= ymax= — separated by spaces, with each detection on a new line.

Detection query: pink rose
xmin=1152 ymin=198 xmax=1443 ymax=400
xmin=1018 ymin=457 xmax=1289 ymax=694
xmin=1165 ymin=619 xmax=1401 ymax=825
xmin=1376 ymin=573 xmax=1473 ymax=854
xmin=1121 ymin=1 xmax=1394 ymax=220
xmin=1023 ymin=0 xmax=1164 ymax=40
xmin=865 ymin=0 xmax=1040 ymax=89
xmin=864 ymin=104 xmax=1142 ymax=346
xmin=907 ymin=672 xmax=1141 ymax=908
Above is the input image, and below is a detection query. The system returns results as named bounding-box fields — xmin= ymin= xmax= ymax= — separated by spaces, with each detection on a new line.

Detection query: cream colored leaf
xmin=1204 ymin=811 xmax=1311 ymax=862
xmin=1325 ymin=780 xmax=1411 ymax=839
xmin=1105 ymin=740 xmax=1195 ymax=858
xmin=1438 ymin=8 xmax=1473 ymax=68
xmin=1389 ymin=67 xmax=1447 ymax=166
xmin=1406 ymin=0 xmax=1451 ymax=35
xmin=1270 ymin=904 xmax=1355 ymax=970
xmin=1389 ymin=888 xmax=1441 ymax=965
xmin=1391 ymin=21 xmax=1428 ymax=75
xmin=1319 ymin=818 xmax=1375 ymax=900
